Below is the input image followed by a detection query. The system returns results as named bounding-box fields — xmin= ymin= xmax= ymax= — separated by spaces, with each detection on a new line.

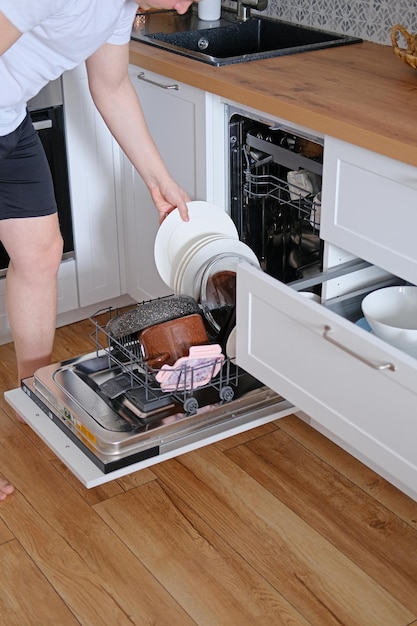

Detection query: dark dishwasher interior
xmin=229 ymin=112 xmax=324 ymax=294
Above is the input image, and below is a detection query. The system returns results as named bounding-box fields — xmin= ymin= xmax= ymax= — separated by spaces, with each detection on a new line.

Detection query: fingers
xmin=149 ymin=178 xmax=191 ymax=223
xmin=159 ymin=204 xmax=188 ymax=225
xmin=174 ymin=198 xmax=189 ymax=222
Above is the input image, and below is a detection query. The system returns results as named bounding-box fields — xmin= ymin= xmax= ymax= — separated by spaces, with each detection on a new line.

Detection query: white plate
xmin=178 ymin=238 xmax=260 ymax=299
xmin=155 ymin=201 xmax=239 ymax=287
xmin=173 ymin=234 xmax=222 ymax=293
xmin=173 ymin=234 xmax=228 ymax=293
xmin=172 ymin=235 xmax=215 ymax=292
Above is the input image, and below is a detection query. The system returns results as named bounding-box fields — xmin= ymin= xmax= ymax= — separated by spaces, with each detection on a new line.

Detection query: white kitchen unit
xmin=62 ymin=64 xmax=123 ymax=307
xmin=237 ymin=131 xmax=417 ymax=501
xmin=5 ymin=66 xmax=417 ymax=498
xmin=320 ymin=136 xmax=417 ymax=286
xmin=55 ymin=258 xmax=79 ymax=315
xmin=121 ymin=65 xmax=225 ymax=302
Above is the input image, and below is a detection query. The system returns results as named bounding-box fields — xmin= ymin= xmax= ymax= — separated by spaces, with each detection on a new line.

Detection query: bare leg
xmin=0 ymin=213 xmax=63 ymax=383
xmin=0 ymin=477 xmax=14 ymax=500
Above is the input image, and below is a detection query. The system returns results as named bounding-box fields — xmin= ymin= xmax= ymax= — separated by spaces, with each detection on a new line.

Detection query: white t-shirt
xmin=0 ymin=0 xmax=137 ymax=135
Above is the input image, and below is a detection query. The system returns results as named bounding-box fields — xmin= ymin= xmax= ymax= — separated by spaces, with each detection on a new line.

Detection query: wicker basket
xmin=391 ymin=24 xmax=417 ymax=70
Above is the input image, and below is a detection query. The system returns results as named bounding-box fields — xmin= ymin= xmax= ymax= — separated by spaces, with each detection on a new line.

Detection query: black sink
xmin=132 ymin=12 xmax=362 ymax=66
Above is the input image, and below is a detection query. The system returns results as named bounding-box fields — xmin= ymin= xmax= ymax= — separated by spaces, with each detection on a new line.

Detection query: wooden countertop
xmin=130 ymin=37 xmax=417 ymax=168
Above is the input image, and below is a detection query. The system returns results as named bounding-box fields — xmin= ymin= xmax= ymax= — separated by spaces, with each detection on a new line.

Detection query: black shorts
xmin=0 ymin=112 xmax=57 ymax=220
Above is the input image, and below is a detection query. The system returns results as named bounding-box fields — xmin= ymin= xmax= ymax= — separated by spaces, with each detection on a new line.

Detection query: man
xmin=0 ymin=0 xmax=193 ymax=499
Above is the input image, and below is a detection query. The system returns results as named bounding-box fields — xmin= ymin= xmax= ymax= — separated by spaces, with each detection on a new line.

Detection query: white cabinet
xmin=56 ymin=258 xmax=79 ymax=314
xmin=62 ymin=64 xmax=123 ymax=307
xmin=121 ymin=65 xmax=225 ymax=302
xmin=320 ymin=136 xmax=417 ymax=286
xmin=236 ymin=132 xmax=417 ymax=501
xmin=237 ymin=264 xmax=417 ymax=500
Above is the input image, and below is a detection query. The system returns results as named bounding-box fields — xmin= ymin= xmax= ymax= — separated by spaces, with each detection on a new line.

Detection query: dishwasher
xmin=227 ymin=105 xmax=403 ymax=315
xmin=3 ymin=108 xmax=400 ymax=490
xmin=4 ymin=299 xmax=294 ymax=487
xmin=5 ymin=108 xmax=326 ymax=488
xmin=229 ymin=106 xmax=324 ymax=289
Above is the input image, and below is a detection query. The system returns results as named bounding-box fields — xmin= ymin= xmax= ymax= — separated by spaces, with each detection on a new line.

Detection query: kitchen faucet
xmin=235 ymin=0 xmax=268 ymax=21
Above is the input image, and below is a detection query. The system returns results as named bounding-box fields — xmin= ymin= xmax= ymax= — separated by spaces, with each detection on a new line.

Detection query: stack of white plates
xmin=173 ymin=233 xmax=228 ymax=295
xmin=155 ymin=201 xmax=239 ymax=289
xmin=155 ymin=201 xmax=259 ymax=298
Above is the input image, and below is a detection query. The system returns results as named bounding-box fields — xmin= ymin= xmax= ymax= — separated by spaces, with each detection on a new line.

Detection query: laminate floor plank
xmin=278 ymin=414 xmax=417 ymax=527
xmin=151 ymin=450 xmax=414 ymax=626
xmin=214 ymin=421 xmax=280 ymax=451
xmin=95 ymin=479 xmax=311 ymax=626
xmin=1 ymin=319 xmax=417 ymax=624
xmin=0 ymin=515 xmax=14 ymax=543
xmin=0 ymin=540 xmax=78 ymax=625
xmin=225 ymin=428 xmax=417 ymax=613
xmin=0 ymin=419 xmax=196 ymax=625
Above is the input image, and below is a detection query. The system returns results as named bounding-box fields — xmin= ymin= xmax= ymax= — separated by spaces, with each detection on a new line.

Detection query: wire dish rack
xmin=89 ymin=304 xmax=240 ymax=415
xmin=239 ymin=142 xmax=322 ymax=282
xmin=243 ymin=145 xmax=321 ymax=231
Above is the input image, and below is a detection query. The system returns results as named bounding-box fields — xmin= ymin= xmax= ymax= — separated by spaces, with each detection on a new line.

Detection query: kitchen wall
xmin=224 ymin=0 xmax=416 ymax=46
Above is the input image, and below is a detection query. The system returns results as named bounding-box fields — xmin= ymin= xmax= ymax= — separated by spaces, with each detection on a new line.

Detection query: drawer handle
xmin=137 ymin=72 xmax=179 ymax=90
xmin=323 ymin=325 xmax=396 ymax=371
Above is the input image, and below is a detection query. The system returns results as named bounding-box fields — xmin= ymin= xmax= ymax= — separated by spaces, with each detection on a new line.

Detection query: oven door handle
xmin=32 ymin=119 xmax=53 ymax=131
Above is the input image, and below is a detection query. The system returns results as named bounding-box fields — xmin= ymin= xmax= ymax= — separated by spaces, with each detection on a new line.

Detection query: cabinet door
xmin=122 ymin=66 xmax=217 ymax=302
xmin=236 ymin=262 xmax=417 ymax=501
xmin=62 ymin=64 xmax=122 ymax=307
xmin=321 ymin=136 xmax=417 ymax=285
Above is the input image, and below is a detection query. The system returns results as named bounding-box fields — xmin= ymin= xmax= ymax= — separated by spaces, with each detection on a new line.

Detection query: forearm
xmin=89 ymin=71 xmax=170 ymax=188
xmin=0 ymin=10 xmax=22 ymax=54
xmin=86 ymin=44 xmax=189 ymax=220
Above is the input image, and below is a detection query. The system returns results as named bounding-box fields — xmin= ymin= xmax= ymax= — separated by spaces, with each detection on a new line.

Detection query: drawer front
xmin=237 ymin=263 xmax=417 ymax=500
xmin=321 ymin=136 xmax=417 ymax=285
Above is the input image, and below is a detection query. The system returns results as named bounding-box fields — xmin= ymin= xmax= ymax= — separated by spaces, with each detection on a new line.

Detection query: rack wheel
xmin=220 ymin=386 xmax=234 ymax=402
xmin=184 ymin=397 xmax=199 ymax=414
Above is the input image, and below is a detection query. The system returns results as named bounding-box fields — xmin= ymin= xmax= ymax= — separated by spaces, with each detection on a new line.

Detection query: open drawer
xmin=236 ymin=262 xmax=417 ymax=501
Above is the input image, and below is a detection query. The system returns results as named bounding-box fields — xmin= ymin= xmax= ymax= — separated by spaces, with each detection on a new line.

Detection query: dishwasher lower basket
xmin=89 ymin=303 xmax=240 ymax=415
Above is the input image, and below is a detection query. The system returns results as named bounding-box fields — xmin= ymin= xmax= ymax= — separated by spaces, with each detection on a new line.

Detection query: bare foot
xmin=0 ymin=477 xmax=15 ymax=500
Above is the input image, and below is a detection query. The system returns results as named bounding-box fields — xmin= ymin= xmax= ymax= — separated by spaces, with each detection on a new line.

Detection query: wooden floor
xmin=0 ymin=318 xmax=417 ymax=625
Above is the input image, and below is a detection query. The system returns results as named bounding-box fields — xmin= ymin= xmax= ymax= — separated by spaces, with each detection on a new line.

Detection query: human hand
xmin=148 ymin=178 xmax=191 ymax=223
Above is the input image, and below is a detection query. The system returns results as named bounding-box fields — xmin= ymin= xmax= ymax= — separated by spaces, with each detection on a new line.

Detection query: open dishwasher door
xmin=5 ymin=301 xmax=293 ymax=488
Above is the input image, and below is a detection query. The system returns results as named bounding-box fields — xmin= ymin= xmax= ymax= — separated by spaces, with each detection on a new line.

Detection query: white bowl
xmin=361 ymin=286 xmax=417 ymax=351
